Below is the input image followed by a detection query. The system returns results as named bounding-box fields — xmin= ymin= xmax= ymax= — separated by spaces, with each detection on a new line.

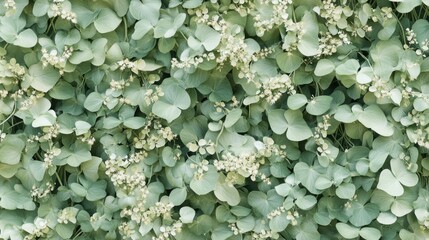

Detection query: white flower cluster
xmin=78 ymin=132 xmax=96 ymax=146
xmin=6 ymin=58 xmax=26 ymax=79
xmin=171 ymin=53 xmax=216 ymax=69
xmin=57 ymin=207 xmax=78 ymax=224
xmin=133 ymin=116 xmax=176 ymax=150
xmin=404 ymin=28 xmax=429 ymax=57
xmin=253 ymin=0 xmax=293 ymax=36
xmin=367 ymin=75 xmax=391 ymax=99
xmin=187 ymin=139 xmax=215 ymax=155
xmin=251 ymin=229 xmax=279 ymax=239
xmin=18 ymin=90 xmax=44 ymax=111
xmin=317 ymin=31 xmax=350 ymax=57
xmin=286 ymin=210 xmax=300 ymax=226
xmin=4 ymin=0 xmax=15 ymax=10
xmin=0 ymin=89 xmax=7 ymax=99
xmin=255 ymin=137 xmax=287 ymax=159
xmin=43 ymin=147 xmax=61 ymax=169
xmin=229 ymin=223 xmax=240 ymax=235
xmin=267 ymin=206 xmax=286 ymax=220
xmin=344 ymin=194 xmax=357 ymax=209
xmin=257 ymin=74 xmax=296 ymax=104
xmin=314 ymin=115 xmax=333 ymax=160
xmin=118 ymin=221 xmax=137 ymax=239
xmin=0 ymin=130 xmax=6 ymax=142
xmin=22 ymin=218 xmax=50 ymax=240
xmin=281 ymin=22 xmax=303 ymax=52
xmin=318 ymin=0 xmax=352 ymax=27
xmin=412 ymin=128 xmax=429 ymax=149
xmin=105 ymin=152 xmax=148 ymax=192
xmin=399 ymin=152 xmax=418 ymax=172
xmin=51 ymin=1 xmax=77 ymax=23
xmin=40 ymin=123 xmax=60 ymax=142
xmin=405 ymin=109 xmax=429 ymax=149
xmin=372 ymin=7 xmax=394 ymax=22
xmin=214 ymin=152 xmax=261 ymax=181
xmin=123 ymin=200 xmax=174 ymax=225
xmin=152 ymin=221 xmax=183 ymax=240
xmin=144 ymin=87 xmax=164 ymax=105
xmin=190 ymin=159 xmax=209 ymax=180
xmin=215 ymin=137 xmax=286 ymax=183
xmin=31 ymin=182 xmax=54 ymax=199
xmin=41 ymin=47 xmax=73 ymax=75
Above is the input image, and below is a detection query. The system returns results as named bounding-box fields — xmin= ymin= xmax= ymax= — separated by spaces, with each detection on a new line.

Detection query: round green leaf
xmin=314 ymin=59 xmax=335 ymax=76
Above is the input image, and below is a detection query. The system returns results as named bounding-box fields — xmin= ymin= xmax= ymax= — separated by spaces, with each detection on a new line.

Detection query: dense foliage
xmin=1 ymin=0 xmax=429 ymax=239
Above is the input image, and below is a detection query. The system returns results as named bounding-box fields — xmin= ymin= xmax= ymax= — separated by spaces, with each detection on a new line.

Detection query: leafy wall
xmin=1 ymin=0 xmax=429 ymax=239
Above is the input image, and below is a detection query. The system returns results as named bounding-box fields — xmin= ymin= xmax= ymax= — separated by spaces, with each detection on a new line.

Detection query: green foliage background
xmin=1 ymin=0 xmax=429 ymax=239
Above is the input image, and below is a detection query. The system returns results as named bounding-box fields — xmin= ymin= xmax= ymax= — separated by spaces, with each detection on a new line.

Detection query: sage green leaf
xmin=94 ymin=8 xmax=121 ymax=33
xmin=376 ymin=212 xmax=397 ymax=225
xmin=152 ymin=100 xmax=181 ymax=123
xmin=70 ymin=183 xmax=87 ymax=197
xmin=315 ymin=176 xmax=332 ymax=190
xmin=306 ymin=96 xmax=332 ymax=116
xmin=360 ymin=227 xmax=381 ymax=240
xmin=153 ymin=84 xmax=191 ymax=122
xmin=169 ymin=187 xmax=187 ymax=206
xmin=287 ymin=94 xmax=308 ymax=110
xmin=336 ymin=223 xmax=359 ymax=239
xmin=86 ymin=180 xmax=107 ymax=201
xmin=123 ymin=117 xmax=145 ymax=129
xmin=269 ymin=214 xmax=289 ymax=232
xmin=314 ymin=59 xmax=335 ymax=76
xmin=277 ymin=52 xmax=302 ymax=73
xmin=377 ymin=169 xmax=404 ymax=197
xmin=65 ymin=148 xmax=92 ymax=167
xmin=154 ymin=13 xmax=186 ymax=38
xmin=132 ymin=19 xmax=153 ymax=40
xmin=33 ymin=0 xmax=49 ymax=16
xmin=75 ymin=120 xmax=91 ymax=136
xmin=294 ymin=162 xmax=322 ymax=194
xmin=14 ymin=29 xmax=37 ymax=48
xmin=56 ymin=224 xmax=75 ymax=239
xmin=284 ymin=110 xmax=313 ymax=141
xmin=49 ymin=81 xmax=75 ymax=100
xmin=0 ymin=135 xmax=25 ymax=165
xmin=349 ymin=203 xmax=379 ymax=227
xmin=296 ymin=195 xmax=317 ymax=210
xmin=396 ymin=0 xmax=421 ymax=13
xmin=84 ymin=92 xmax=104 ymax=112
xmin=81 ymin=157 xmax=102 ymax=182
xmin=28 ymin=64 xmax=60 ymax=92
xmin=336 ymin=59 xmax=360 ymax=75
xmin=390 ymin=158 xmax=418 ymax=187
xmin=0 ymin=163 xmax=21 ymax=178
xmin=248 ymin=191 xmax=282 ymax=216
xmin=413 ymin=97 xmax=429 ymax=111
xmin=224 ymin=109 xmax=242 ymax=128
xmin=370 ymin=39 xmax=403 ymax=80
xmin=214 ymin=179 xmax=240 ymax=206
xmin=298 ymin=12 xmax=319 ymax=56
xmin=334 ymin=105 xmax=357 ymax=123
xmin=28 ymin=160 xmax=46 ymax=182
xmin=195 ymin=24 xmax=222 ymax=51
xmin=183 ymin=0 xmax=203 ymax=8
xmin=352 ymin=105 xmax=394 ymax=137
xmin=180 ymin=206 xmax=196 ymax=223
xmin=190 ymin=166 xmax=219 ymax=195
xmin=267 ymin=109 xmax=287 ymax=134
xmin=129 ymin=0 xmax=161 ymax=24
xmin=356 ymin=67 xmax=373 ymax=84
xmin=336 ymin=183 xmax=356 ymax=199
